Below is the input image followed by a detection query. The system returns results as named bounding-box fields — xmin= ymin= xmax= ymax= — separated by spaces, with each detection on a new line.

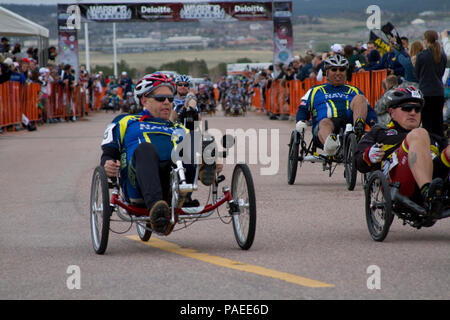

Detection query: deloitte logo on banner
xmin=86 ymin=5 xmax=132 ymax=20
xmin=140 ymin=6 xmax=172 ymax=15
xmin=234 ymin=5 xmax=266 ymax=14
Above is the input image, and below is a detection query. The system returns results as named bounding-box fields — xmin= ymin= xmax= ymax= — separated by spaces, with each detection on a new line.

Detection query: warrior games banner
xmin=59 ymin=1 xmax=274 ymax=22
xmin=273 ymin=1 xmax=293 ymax=67
xmin=57 ymin=4 xmax=80 ymax=78
xmin=57 ymin=1 xmax=293 ymax=71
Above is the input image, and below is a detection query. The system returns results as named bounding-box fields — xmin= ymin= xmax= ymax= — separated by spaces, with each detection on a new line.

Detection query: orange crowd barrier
xmin=1 ymin=81 xmax=88 ymax=133
xmin=251 ymin=87 xmax=262 ymax=110
xmin=370 ymin=69 xmax=388 ymax=108
xmin=251 ymin=70 xmax=387 ymax=117
xmin=0 ymin=82 xmax=21 ymax=131
xmin=214 ymin=88 xmax=219 ymax=101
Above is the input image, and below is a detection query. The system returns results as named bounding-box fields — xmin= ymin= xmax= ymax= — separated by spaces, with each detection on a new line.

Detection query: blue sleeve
xmin=366 ymin=105 xmax=378 ymax=124
xmin=393 ymin=60 xmax=405 ymax=77
xmin=299 ymin=66 xmax=311 ymax=81
xmin=376 ymin=53 xmax=389 ymax=70
xmin=296 ymin=97 xmax=311 ymax=122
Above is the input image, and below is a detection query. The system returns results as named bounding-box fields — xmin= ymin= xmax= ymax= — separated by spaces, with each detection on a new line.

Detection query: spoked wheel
xmin=231 ymin=164 xmax=256 ymax=250
xmin=344 ymin=133 xmax=358 ymax=190
xmin=287 ymin=130 xmax=301 ymax=185
xmin=365 ymin=170 xmax=394 ymax=242
xmin=136 ymin=222 xmax=152 ymax=242
xmin=90 ymin=166 xmax=112 ymax=254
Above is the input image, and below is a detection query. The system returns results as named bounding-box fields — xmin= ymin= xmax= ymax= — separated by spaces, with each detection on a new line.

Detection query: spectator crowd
xmin=236 ymin=29 xmax=450 ymax=136
xmin=0 ymin=37 xmax=138 ymax=130
xmin=1 ymin=28 xmax=449 ymax=138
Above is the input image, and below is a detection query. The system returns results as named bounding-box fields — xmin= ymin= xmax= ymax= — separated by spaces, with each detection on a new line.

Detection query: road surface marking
xmin=127 ymin=236 xmax=334 ymax=288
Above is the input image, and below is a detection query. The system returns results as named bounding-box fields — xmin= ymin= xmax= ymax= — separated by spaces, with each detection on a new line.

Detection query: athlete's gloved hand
xmin=368 ymin=143 xmax=385 ymax=163
xmin=296 ymin=121 xmax=308 ymax=133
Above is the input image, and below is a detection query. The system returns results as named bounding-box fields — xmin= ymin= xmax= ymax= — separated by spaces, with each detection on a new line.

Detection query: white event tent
xmin=0 ymin=6 xmax=50 ymax=64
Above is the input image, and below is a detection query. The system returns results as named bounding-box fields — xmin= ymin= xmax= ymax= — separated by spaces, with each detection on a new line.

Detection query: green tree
xmin=236 ymin=58 xmax=252 ymax=63
xmin=144 ymin=65 xmax=157 ymax=75
xmin=209 ymin=62 xmax=227 ymax=81
xmin=159 ymin=59 xmax=209 ymax=77
xmin=314 ymin=42 xmax=331 ymax=53
xmin=91 ymin=64 xmax=113 ymax=77
xmin=117 ymin=59 xmax=137 ymax=79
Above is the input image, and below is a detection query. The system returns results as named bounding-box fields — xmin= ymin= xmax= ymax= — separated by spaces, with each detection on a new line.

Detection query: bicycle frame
xmin=109 ymin=153 xmax=238 ymax=226
xmin=109 ymin=186 xmax=234 ymax=220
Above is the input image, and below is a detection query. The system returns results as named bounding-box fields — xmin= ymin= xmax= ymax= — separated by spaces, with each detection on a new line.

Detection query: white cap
xmin=122 ymin=71 xmax=127 ymax=75
xmin=39 ymin=67 xmax=49 ymax=74
xmin=330 ymin=43 xmax=343 ymax=53
xmin=3 ymin=57 xmax=13 ymax=66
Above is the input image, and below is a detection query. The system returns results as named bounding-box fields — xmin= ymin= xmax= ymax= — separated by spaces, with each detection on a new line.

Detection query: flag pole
xmin=113 ymin=22 xmax=117 ymax=79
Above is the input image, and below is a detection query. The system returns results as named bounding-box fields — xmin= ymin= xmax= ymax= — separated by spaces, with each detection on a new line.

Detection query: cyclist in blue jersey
xmin=101 ymin=73 xmax=192 ymax=234
xmin=295 ymin=55 xmax=377 ymax=156
xmin=171 ymin=74 xmax=201 ymax=127
xmin=173 ymin=74 xmax=191 ymax=114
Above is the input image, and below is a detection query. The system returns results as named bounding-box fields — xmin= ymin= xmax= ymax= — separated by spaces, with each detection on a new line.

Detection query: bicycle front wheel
xmin=231 ymin=164 xmax=256 ymax=250
xmin=287 ymin=130 xmax=300 ymax=185
xmin=90 ymin=166 xmax=112 ymax=254
xmin=365 ymin=170 xmax=394 ymax=242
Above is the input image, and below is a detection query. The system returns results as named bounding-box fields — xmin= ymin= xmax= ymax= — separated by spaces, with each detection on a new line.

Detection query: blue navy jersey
xmin=173 ymin=95 xmax=201 ymax=114
xmin=226 ymin=92 xmax=243 ymax=105
xmin=173 ymin=95 xmax=186 ymax=114
xmin=101 ymin=109 xmax=188 ymax=203
xmin=296 ymin=83 xmax=377 ymax=136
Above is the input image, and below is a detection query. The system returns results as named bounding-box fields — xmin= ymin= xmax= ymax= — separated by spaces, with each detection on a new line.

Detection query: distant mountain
xmin=293 ymin=0 xmax=448 ymax=15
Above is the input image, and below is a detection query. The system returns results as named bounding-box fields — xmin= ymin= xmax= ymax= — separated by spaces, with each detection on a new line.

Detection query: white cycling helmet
xmin=134 ymin=72 xmax=175 ymax=106
xmin=324 ymin=54 xmax=349 ymax=70
xmin=175 ymin=74 xmax=191 ymax=84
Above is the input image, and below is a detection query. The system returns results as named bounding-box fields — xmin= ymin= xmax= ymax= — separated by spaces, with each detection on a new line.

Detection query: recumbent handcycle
xmin=90 ymin=121 xmax=257 ymax=254
xmin=287 ymin=123 xmax=359 ymax=191
xmin=364 ymin=170 xmax=450 ymax=242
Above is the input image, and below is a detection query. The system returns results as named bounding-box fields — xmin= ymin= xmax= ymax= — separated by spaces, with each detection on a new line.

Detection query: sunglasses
xmin=177 ymin=83 xmax=190 ymax=87
xmin=399 ymin=104 xmax=422 ymax=113
xmin=147 ymin=94 xmax=174 ymax=102
xmin=330 ymin=67 xmax=347 ymax=72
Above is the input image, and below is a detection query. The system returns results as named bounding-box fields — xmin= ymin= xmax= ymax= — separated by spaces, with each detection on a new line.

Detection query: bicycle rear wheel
xmin=90 ymin=166 xmax=112 ymax=254
xmin=136 ymin=222 xmax=152 ymax=242
xmin=344 ymin=133 xmax=357 ymax=191
xmin=231 ymin=164 xmax=256 ymax=250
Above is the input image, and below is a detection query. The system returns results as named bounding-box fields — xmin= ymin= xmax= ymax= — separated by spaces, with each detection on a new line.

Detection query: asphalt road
xmin=1 ymin=110 xmax=449 ymax=301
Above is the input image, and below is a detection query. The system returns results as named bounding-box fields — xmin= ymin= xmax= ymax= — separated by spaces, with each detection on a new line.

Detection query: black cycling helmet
xmin=386 ymin=86 xmax=424 ymax=108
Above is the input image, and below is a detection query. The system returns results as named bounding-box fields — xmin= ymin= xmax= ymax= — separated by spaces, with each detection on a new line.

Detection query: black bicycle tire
xmin=345 ymin=133 xmax=358 ymax=191
xmin=287 ymin=131 xmax=299 ymax=185
xmin=365 ymin=170 xmax=394 ymax=242
xmin=90 ymin=166 xmax=112 ymax=254
xmin=136 ymin=222 xmax=152 ymax=242
xmin=231 ymin=163 xmax=257 ymax=250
